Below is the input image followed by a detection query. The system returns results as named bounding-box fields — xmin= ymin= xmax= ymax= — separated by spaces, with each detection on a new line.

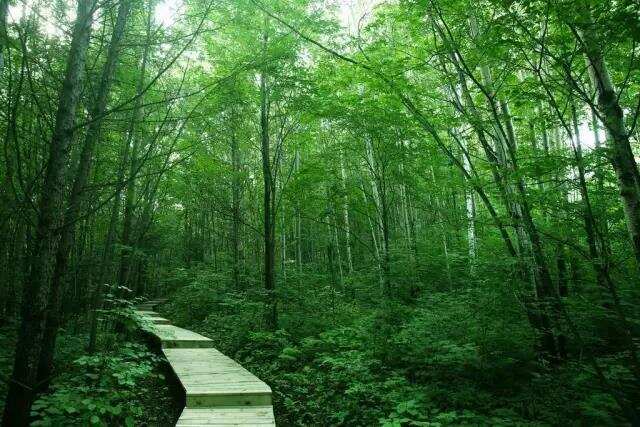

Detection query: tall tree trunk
xmin=0 ymin=0 xmax=8 ymax=72
xmin=85 ymin=20 xmax=163 ymax=349
xmin=2 ymin=0 xmax=94 ymax=423
xmin=570 ymin=103 xmax=640 ymax=379
xmin=295 ymin=149 xmax=303 ymax=277
xmin=88 ymin=125 xmax=129 ymax=352
xmin=577 ymin=24 xmax=640 ymax=269
xmin=231 ymin=107 xmax=242 ymax=289
xmin=1 ymin=44 xmax=25 ymax=325
xmin=458 ymin=132 xmax=477 ymax=273
xmin=260 ymin=23 xmax=277 ymax=330
xmin=455 ymin=16 xmax=560 ymax=357
xmin=431 ymin=166 xmax=452 ymax=287
xmin=333 ymin=214 xmax=344 ymax=288
xmin=499 ymin=99 xmax=560 ymax=360
xmin=117 ymin=7 xmax=152 ymax=293
xmin=379 ymin=178 xmax=391 ymax=297
xmin=280 ymin=149 xmax=287 ymax=286
xmin=365 ymin=137 xmax=390 ymax=296
xmin=361 ymin=180 xmax=382 ymax=286
xmin=36 ymin=0 xmax=131 ymax=389
xmin=339 ymin=152 xmax=353 ymax=274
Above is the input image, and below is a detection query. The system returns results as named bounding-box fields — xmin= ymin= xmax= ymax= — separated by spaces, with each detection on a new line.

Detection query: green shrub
xmin=30 ymin=343 xmax=166 ymax=427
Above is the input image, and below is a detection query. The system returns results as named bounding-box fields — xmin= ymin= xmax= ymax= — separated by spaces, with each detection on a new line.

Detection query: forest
xmin=0 ymin=0 xmax=639 ymax=425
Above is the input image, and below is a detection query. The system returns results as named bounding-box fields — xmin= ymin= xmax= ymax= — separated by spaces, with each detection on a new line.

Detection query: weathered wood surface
xmin=136 ymin=299 xmax=276 ymax=426
xmin=176 ymin=407 xmax=276 ymax=426
xmin=135 ymin=310 xmax=159 ymax=317
xmin=148 ymin=316 xmax=171 ymax=325
xmin=151 ymin=324 xmax=215 ymax=348
xmin=164 ymin=348 xmax=272 ymax=407
xmin=135 ymin=310 xmax=171 ymax=325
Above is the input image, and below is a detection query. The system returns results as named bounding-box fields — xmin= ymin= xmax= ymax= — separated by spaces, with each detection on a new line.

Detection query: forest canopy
xmin=1 ymin=0 xmax=640 ymax=425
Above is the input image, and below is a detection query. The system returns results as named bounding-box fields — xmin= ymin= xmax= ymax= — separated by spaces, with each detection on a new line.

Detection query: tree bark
xmin=577 ymin=23 xmax=640 ymax=269
xmin=339 ymin=152 xmax=354 ymax=274
xmin=2 ymin=0 xmax=94 ymax=423
xmin=117 ymin=7 xmax=152 ymax=293
xmin=365 ymin=136 xmax=390 ymax=296
xmin=0 ymin=0 xmax=8 ymax=72
xmin=260 ymin=22 xmax=277 ymax=330
xmin=295 ymin=149 xmax=303 ymax=276
xmin=570 ymin=103 xmax=640 ymax=379
xmin=230 ymin=107 xmax=242 ymax=289
xmin=36 ymin=0 xmax=131 ymax=389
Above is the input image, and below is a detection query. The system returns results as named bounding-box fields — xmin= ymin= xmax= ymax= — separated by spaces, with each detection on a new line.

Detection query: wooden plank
xmin=164 ymin=348 xmax=272 ymax=407
xmin=176 ymin=406 xmax=275 ymax=426
xmin=135 ymin=310 xmax=159 ymax=317
xmin=150 ymin=325 xmax=215 ymax=348
xmin=136 ymin=299 xmax=165 ymax=310
xmin=135 ymin=303 xmax=276 ymax=425
xmin=135 ymin=311 xmax=170 ymax=325
xmin=148 ymin=316 xmax=171 ymax=325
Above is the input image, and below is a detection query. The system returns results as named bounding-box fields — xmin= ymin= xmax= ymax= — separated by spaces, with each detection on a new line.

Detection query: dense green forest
xmin=1 ymin=0 xmax=640 ymax=424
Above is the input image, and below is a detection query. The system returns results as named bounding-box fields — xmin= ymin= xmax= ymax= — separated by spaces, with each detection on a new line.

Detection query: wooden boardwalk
xmin=136 ymin=300 xmax=276 ymax=426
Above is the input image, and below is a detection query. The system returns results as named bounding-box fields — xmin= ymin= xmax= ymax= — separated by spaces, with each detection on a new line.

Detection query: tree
xmin=3 ymin=0 xmax=96 ymax=422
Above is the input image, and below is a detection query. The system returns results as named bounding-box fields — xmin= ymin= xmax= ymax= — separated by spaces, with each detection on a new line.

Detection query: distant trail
xmin=136 ymin=300 xmax=276 ymax=426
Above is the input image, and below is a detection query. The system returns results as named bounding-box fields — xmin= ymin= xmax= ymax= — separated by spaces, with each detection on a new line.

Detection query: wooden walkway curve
xmin=136 ymin=300 xmax=276 ymax=426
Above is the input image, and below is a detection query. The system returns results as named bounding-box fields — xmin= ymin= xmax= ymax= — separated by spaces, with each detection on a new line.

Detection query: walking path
xmin=136 ymin=300 xmax=276 ymax=426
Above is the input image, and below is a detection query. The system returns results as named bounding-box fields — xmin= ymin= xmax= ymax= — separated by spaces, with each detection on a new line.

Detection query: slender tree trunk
xmin=379 ymin=179 xmax=391 ymax=297
xmin=88 ymin=3 xmax=152 ymax=351
xmin=361 ymin=181 xmax=382 ymax=286
xmin=500 ymin=99 xmax=560 ymax=360
xmin=0 ymin=184 xmax=15 ymax=325
xmin=1 ymin=37 xmax=26 ymax=325
xmin=458 ymin=132 xmax=477 ymax=273
xmin=118 ymin=8 xmax=152 ymax=292
xmin=36 ymin=0 xmax=131 ymax=388
xmin=448 ymin=60 xmax=518 ymax=258
xmin=295 ymin=149 xmax=303 ymax=277
xmin=333 ymin=214 xmax=344 ymax=288
xmin=281 ymin=192 xmax=287 ymax=285
xmin=431 ymin=166 xmax=452 ymax=287
xmin=260 ymin=23 xmax=277 ymax=330
xmin=231 ymin=108 xmax=242 ymax=289
xmin=0 ymin=0 xmax=8 ymax=72
xmin=88 ymin=123 xmax=129 ymax=352
xmin=455 ymin=17 xmax=560 ymax=357
xmin=339 ymin=153 xmax=353 ymax=274
xmin=365 ymin=137 xmax=390 ymax=296
xmin=2 ymin=0 xmax=94 ymax=423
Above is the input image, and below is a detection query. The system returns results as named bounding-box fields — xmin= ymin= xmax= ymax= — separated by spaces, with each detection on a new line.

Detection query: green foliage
xmin=101 ymin=286 xmax=143 ymax=327
xmin=2 ymin=0 xmax=640 ymax=424
xmin=160 ymin=272 xmax=631 ymax=426
xmin=30 ymin=343 xmax=166 ymax=427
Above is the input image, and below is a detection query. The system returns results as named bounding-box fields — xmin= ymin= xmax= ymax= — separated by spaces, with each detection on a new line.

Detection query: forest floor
xmin=0 ymin=319 xmax=181 ymax=426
